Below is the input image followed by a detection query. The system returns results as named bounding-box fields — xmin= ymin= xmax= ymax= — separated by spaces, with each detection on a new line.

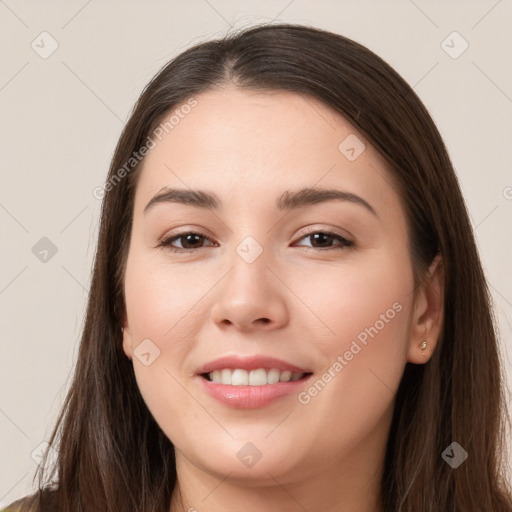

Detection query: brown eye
xmin=160 ymin=232 xmax=215 ymax=252
xmin=294 ymin=231 xmax=355 ymax=251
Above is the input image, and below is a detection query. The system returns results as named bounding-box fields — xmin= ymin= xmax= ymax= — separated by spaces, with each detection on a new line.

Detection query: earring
xmin=419 ymin=340 xmax=427 ymax=350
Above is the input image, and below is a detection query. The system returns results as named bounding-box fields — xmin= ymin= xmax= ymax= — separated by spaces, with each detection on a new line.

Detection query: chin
xmin=180 ymin=436 xmax=306 ymax=484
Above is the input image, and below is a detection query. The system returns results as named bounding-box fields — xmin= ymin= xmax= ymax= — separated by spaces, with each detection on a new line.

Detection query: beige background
xmin=1 ymin=0 xmax=511 ymax=506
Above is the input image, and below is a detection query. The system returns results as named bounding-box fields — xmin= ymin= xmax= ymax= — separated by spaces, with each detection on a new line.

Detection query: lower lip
xmin=198 ymin=375 xmax=312 ymax=409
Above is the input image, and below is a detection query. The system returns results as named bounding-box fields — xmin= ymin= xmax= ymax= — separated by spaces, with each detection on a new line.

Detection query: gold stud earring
xmin=419 ymin=340 xmax=427 ymax=350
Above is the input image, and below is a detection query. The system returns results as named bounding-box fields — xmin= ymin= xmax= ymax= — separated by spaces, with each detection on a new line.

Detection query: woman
xmin=5 ymin=23 xmax=511 ymax=512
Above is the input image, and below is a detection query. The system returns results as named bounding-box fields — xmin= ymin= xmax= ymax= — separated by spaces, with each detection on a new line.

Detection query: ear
xmin=407 ymin=253 xmax=444 ymax=364
xmin=121 ymin=313 xmax=133 ymax=361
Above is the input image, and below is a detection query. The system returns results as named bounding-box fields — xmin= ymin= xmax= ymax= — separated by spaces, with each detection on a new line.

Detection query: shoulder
xmin=1 ymin=486 xmax=62 ymax=512
xmin=2 ymin=488 xmax=60 ymax=512
xmin=1 ymin=504 xmax=23 ymax=512
xmin=1 ymin=492 xmax=36 ymax=512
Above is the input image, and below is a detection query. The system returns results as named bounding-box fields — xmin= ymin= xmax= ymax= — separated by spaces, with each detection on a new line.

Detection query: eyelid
xmin=293 ymin=224 xmax=353 ymax=242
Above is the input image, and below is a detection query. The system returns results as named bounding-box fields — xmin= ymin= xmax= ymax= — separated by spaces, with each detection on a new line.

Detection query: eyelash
xmin=158 ymin=230 xmax=355 ymax=253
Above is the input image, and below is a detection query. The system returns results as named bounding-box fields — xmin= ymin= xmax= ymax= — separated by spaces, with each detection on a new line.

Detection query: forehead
xmin=133 ymin=87 xmax=401 ymax=217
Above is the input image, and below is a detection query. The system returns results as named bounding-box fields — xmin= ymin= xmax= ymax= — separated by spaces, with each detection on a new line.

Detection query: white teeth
xmin=220 ymin=369 xmax=231 ymax=385
xmin=249 ymin=369 xmax=267 ymax=386
xmin=267 ymin=368 xmax=280 ymax=384
xmin=279 ymin=370 xmax=292 ymax=382
xmin=231 ymin=369 xmax=249 ymax=386
xmin=207 ymin=368 xmax=306 ymax=386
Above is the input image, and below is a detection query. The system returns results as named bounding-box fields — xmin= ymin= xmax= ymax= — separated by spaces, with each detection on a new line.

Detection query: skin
xmin=121 ymin=87 xmax=444 ymax=512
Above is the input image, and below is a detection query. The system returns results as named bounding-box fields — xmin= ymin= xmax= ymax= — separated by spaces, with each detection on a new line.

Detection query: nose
xmin=210 ymin=250 xmax=289 ymax=333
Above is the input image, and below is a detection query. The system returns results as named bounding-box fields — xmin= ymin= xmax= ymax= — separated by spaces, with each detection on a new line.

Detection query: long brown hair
xmin=6 ymin=23 xmax=511 ymax=512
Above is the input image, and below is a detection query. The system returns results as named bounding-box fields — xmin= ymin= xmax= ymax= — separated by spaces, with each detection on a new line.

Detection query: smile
xmin=203 ymin=368 xmax=307 ymax=386
xmin=195 ymin=355 xmax=313 ymax=409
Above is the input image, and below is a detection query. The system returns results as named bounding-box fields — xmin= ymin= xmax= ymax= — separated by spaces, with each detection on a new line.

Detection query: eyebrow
xmin=143 ymin=186 xmax=378 ymax=217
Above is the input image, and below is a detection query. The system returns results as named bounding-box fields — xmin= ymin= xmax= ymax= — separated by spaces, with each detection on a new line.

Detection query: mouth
xmin=195 ymin=355 xmax=313 ymax=409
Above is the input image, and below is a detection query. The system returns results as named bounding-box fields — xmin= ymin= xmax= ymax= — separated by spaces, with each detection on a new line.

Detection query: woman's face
xmin=122 ymin=87 xmax=438 ymax=488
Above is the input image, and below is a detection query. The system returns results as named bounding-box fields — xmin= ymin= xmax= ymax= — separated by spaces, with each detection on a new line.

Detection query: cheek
xmin=124 ymin=251 xmax=208 ymax=343
xmin=124 ymin=254 xmax=214 ymax=449
xmin=123 ymin=249 xmax=219 ymax=394
xmin=295 ymin=247 xmax=413 ymax=344
xmin=292 ymin=249 xmax=413 ymax=446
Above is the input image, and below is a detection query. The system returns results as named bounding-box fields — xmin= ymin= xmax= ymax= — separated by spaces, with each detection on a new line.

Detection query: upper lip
xmin=196 ymin=355 xmax=311 ymax=375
